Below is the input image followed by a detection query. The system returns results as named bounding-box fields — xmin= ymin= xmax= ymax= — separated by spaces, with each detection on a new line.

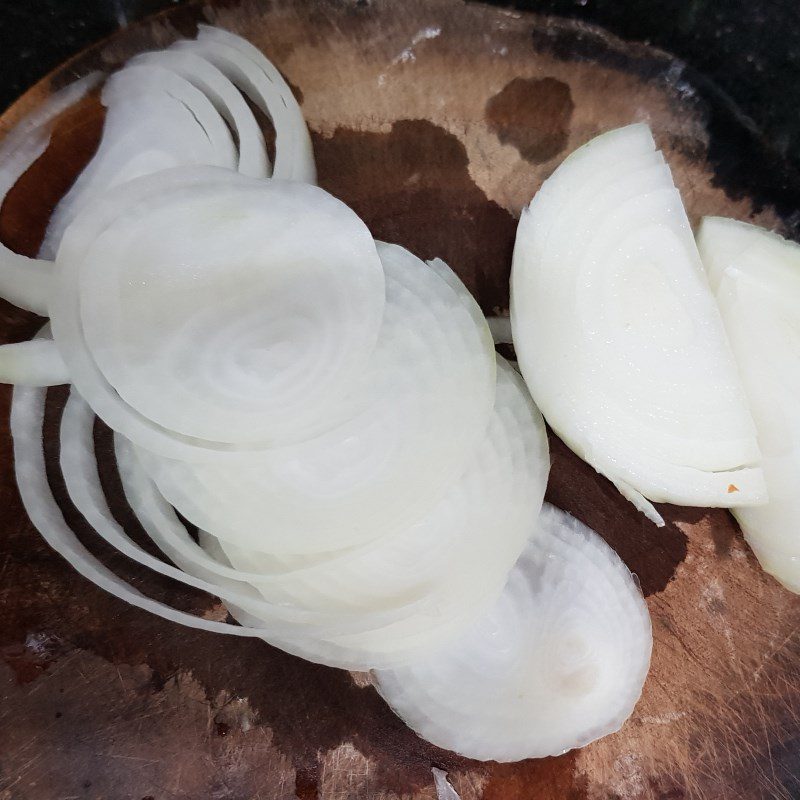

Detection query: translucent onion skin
xmin=374 ymin=504 xmax=652 ymax=762
xmin=511 ymin=123 xmax=765 ymax=514
xmin=698 ymin=216 xmax=800 ymax=593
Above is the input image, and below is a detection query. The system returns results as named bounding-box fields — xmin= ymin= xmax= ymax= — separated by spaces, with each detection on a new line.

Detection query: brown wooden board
xmin=1 ymin=1 xmax=799 ymax=798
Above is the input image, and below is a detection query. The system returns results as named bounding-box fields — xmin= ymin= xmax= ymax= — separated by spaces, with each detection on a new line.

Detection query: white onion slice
xmin=49 ymin=166 xmax=385 ymax=458
xmin=58 ymin=391 xmax=350 ymax=630
xmin=698 ymin=217 xmax=800 ymax=592
xmin=205 ymin=356 xmax=546 ymax=621
xmin=131 ymin=47 xmax=269 ymax=178
xmin=139 ymin=244 xmax=495 ymax=554
xmin=374 ymin=504 xmax=652 ymax=761
xmin=0 ymin=73 xmax=102 ymax=313
xmin=117 ymin=435 xmax=500 ymax=670
xmin=173 ymin=25 xmax=315 ymax=183
xmin=10 ymin=380 xmax=266 ymax=639
xmin=511 ymin=123 xmax=764 ymax=511
xmin=114 ymin=355 xmax=548 ymax=669
xmin=41 ymin=63 xmax=236 ymax=257
xmin=0 ymin=339 xmax=68 ymax=385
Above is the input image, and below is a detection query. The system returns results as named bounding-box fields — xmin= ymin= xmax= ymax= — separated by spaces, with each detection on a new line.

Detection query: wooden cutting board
xmin=1 ymin=1 xmax=799 ymax=798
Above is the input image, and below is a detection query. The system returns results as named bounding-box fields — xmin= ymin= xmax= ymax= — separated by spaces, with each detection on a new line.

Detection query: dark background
xmin=0 ymin=0 xmax=799 ymax=185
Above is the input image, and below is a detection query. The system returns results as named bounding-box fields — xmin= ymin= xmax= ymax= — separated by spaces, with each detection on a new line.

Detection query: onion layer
xmin=41 ymin=64 xmax=236 ymax=258
xmin=0 ymin=339 xmax=68 ymax=385
xmin=49 ymin=166 xmax=385 ymax=458
xmin=138 ymin=244 xmax=495 ymax=554
xmin=374 ymin=504 xmax=652 ymax=761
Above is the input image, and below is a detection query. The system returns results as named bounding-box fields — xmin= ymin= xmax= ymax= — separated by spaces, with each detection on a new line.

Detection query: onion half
xmin=511 ymin=123 xmax=764 ymax=513
xmin=698 ymin=216 xmax=800 ymax=592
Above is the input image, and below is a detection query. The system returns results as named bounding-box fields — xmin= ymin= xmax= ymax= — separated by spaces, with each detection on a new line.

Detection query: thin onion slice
xmin=49 ymin=166 xmax=385 ymax=458
xmin=202 ymin=356 xmax=546 ymax=621
xmin=698 ymin=216 xmax=800 ymax=592
xmin=511 ymin=123 xmax=764 ymax=511
xmin=15 ymin=371 xmax=446 ymax=661
xmin=59 ymin=390 xmax=362 ymax=631
xmin=138 ymin=244 xmax=495 ymax=554
xmin=131 ymin=47 xmax=269 ymax=178
xmin=0 ymin=73 xmax=102 ymax=313
xmin=40 ymin=63 xmax=237 ymax=258
xmin=0 ymin=339 xmax=68 ymax=385
xmin=374 ymin=504 xmax=652 ymax=762
xmin=174 ymin=25 xmax=315 ymax=183
xmin=117 ymin=435 xmax=510 ymax=670
xmin=10 ymin=380 xmax=262 ymax=639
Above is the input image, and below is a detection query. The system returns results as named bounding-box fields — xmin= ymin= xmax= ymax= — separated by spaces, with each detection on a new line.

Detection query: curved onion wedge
xmin=41 ymin=63 xmax=237 ymax=258
xmin=138 ymin=244 xmax=495 ymax=554
xmin=0 ymin=73 xmax=102 ymax=313
xmin=0 ymin=339 xmax=68 ymax=385
xmin=374 ymin=504 xmax=652 ymax=761
xmin=511 ymin=123 xmax=764 ymax=512
xmin=49 ymin=166 xmax=385 ymax=458
xmin=698 ymin=217 xmax=800 ymax=592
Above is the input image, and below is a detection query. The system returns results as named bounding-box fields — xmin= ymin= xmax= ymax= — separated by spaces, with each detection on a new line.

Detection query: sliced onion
xmin=41 ymin=63 xmax=237 ymax=257
xmin=131 ymin=47 xmax=269 ymax=178
xmin=10 ymin=379 xmax=263 ymax=639
xmin=202 ymin=357 xmax=548 ymax=665
xmin=203 ymin=356 xmax=545 ymax=620
xmin=511 ymin=123 xmax=764 ymax=511
xmin=374 ymin=504 xmax=652 ymax=762
xmin=49 ymin=166 xmax=385 ymax=458
xmin=139 ymin=244 xmax=495 ymax=554
xmin=173 ymin=25 xmax=315 ymax=183
xmin=0 ymin=73 xmax=102 ymax=313
xmin=0 ymin=339 xmax=68 ymax=385
xmin=698 ymin=217 xmax=800 ymax=592
xmin=117 ymin=434 xmax=508 ymax=670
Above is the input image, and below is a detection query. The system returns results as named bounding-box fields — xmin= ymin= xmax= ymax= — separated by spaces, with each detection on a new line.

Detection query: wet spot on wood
xmin=295 ymin=767 xmax=319 ymax=800
xmin=486 ymin=77 xmax=574 ymax=163
xmin=482 ymin=753 xmax=588 ymax=800
xmin=312 ymin=119 xmax=517 ymax=314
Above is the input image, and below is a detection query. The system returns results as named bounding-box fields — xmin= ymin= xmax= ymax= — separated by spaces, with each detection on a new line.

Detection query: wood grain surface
xmin=1 ymin=1 xmax=799 ymax=798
